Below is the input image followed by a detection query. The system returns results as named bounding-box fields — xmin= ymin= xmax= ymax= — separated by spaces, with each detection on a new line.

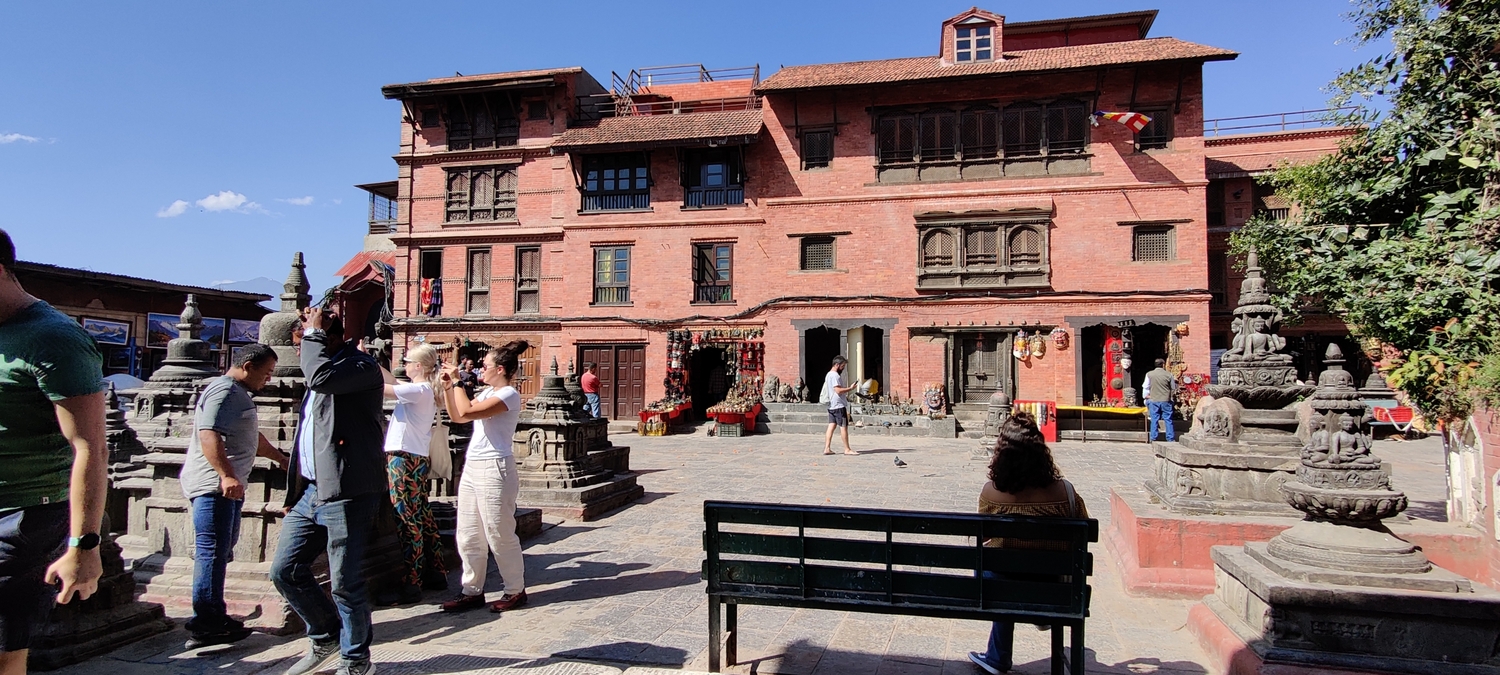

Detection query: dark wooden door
xmin=618 ymin=345 xmax=646 ymax=418
xmin=577 ymin=344 xmax=645 ymax=420
xmin=962 ymin=334 xmax=1003 ymax=403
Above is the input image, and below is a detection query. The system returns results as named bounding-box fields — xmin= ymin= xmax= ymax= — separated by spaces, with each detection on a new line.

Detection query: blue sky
xmin=0 ymin=1 xmax=1376 ymax=294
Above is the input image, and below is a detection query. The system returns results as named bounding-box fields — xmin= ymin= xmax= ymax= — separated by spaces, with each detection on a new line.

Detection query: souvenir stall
xmin=641 ymin=328 xmax=765 ymax=436
xmin=1056 ymin=322 xmax=1198 ymax=442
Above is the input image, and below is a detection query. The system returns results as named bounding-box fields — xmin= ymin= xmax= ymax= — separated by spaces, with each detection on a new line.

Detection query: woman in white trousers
xmin=438 ymin=340 xmax=529 ymax=614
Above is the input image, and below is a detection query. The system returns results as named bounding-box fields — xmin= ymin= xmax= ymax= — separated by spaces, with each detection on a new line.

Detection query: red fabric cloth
xmin=580 ymin=371 xmax=599 ymax=393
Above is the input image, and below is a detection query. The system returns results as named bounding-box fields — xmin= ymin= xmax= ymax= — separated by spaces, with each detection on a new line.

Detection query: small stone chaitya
xmin=513 ymin=359 xmax=641 ymax=520
xmin=1201 ymin=344 xmax=1500 ymax=674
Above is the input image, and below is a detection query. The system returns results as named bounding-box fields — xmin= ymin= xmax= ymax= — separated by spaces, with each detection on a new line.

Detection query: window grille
xmin=919 ymin=112 xmax=957 ymax=161
xmin=445 ymin=95 xmax=519 ymax=150
xmin=1046 ymin=101 xmax=1088 ymax=153
xmin=801 ymin=130 xmax=833 ymax=169
xmin=1137 ymin=108 xmax=1173 ymax=150
xmin=582 ymin=153 xmax=650 ymax=211
xmin=1133 ymin=226 xmax=1176 ymax=262
xmin=922 ymin=230 xmax=956 ymax=267
xmin=800 ymin=236 xmax=835 ymax=271
xmin=466 ymin=248 xmax=491 ymax=315
xmin=445 ymin=166 xmax=517 ymax=222
xmin=964 ymin=228 xmax=998 ymax=266
xmin=955 ymin=25 xmax=993 ymax=62
xmin=527 ymin=100 xmax=549 ymax=121
xmin=692 ymin=243 xmax=733 ymax=303
xmin=876 ymin=116 xmax=916 ymax=164
xmin=960 ymin=108 xmax=998 ymax=158
xmin=1008 ymin=227 xmax=1042 ymax=265
xmin=684 ymin=149 xmax=745 ymax=208
xmin=593 ymin=247 xmax=631 ymax=305
xmin=515 ymin=246 xmax=540 ymax=314
xmin=1209 ymin=250 xmax=1228 ymax=307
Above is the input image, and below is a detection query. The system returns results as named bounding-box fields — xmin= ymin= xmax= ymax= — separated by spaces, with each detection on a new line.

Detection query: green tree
xmin=1232 ymin=0 xmax=1500 ymax=423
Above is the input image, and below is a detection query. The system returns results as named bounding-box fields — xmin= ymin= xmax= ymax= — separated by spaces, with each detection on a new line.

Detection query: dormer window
xmin=956 ymin=25 xmax=993 ymax=62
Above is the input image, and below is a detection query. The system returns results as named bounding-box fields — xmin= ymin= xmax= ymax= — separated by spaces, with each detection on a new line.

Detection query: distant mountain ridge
xmin=212 ymin=277 xmax=282 ymax=310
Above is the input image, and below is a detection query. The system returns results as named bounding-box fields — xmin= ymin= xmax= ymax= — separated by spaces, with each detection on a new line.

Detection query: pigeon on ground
xmin=894 ymin=457 xmax=908 ymax=468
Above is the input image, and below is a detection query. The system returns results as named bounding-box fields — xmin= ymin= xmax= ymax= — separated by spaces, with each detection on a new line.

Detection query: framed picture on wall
xmin=105 ymin=347 xmax=131 ymax=371
xmin=146 ymin=313 xmax=178 ymax=348
xmin=228 ymin=318 xmax=260 ymax=344
xmin=201 ymin=318 xmax=226 ymax=351
xmin=81 ymin=317 xmax=130 ymax=346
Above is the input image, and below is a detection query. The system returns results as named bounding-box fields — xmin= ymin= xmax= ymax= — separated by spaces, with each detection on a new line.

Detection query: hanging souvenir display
xmin=1101 ymin=326 xmax=1127 ymax=405
xmin=1029 ymin=332 xmax=1046 ymax=358
xmin=1013 ymin=330 xmax=1030 ymax=360
xmin=1049 ymin=326 xmax=1069 ymax=350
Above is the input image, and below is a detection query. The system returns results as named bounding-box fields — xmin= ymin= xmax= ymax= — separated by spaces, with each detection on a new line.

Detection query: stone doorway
xmin=958 ymin=333 xmax=1011 ymax=403
xmin=689 ymin=347 xmax=730 ymax=420
xmin=803 ymin=326 xmax=842 ymax=392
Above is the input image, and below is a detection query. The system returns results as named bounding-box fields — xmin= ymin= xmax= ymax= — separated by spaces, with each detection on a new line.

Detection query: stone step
xmin=759 ymin=422 xmax=940 ymax=437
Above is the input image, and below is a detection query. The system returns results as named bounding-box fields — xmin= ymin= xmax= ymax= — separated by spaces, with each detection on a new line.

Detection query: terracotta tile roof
xmin=335 ymin=251 xmax=397 ymax=278
xmin=553 ymin=110 xmax=765 ymax=151
xmin=756 ymin=38 xmax=1236 ymax=92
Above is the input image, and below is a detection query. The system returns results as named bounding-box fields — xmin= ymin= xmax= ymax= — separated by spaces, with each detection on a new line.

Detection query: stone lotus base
xmin=1197 ymin=544 xmax=1500 ymax=675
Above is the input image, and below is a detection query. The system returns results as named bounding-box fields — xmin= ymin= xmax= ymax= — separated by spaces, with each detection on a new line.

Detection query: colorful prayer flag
xmin=1092 ymin=110 xmax=1153 ymax=133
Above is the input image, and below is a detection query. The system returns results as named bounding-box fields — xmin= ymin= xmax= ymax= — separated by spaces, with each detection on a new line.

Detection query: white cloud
xmin=197 ymin=191 xmax=250 ymax=212
xmin=0 ymin=133 xmax=40 ymax=144
xmin=156 ymin=200 xmax=190 ymax=218
xmin=277 ymin=196 xmax=314 ymax=206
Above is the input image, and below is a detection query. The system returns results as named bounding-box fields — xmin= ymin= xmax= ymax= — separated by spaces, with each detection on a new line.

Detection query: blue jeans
xmin=271 ymin=490 xmax=380 ymax=661
xmin=585 ymin=393 xmax=600 ymax=418
xmin=1147 ymin=400 xmax=1175 ymax=441
xmin=187 ymin=494 xmax=242 ymax=634
xmin=983 ymin=621 xmax=1015 ymax=671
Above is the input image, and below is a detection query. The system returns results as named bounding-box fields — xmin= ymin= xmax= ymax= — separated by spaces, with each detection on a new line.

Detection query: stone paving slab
xmin=49 ymin=429 xmax=1448 ymax=675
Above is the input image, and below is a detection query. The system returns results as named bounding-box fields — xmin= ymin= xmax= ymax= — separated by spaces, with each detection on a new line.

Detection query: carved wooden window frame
xmin=445 ymin=166 xmax=518 ymax=223
xmin=692 ymin=242 xmax=733 ymax=304
xmin=916 ymin=218 xmax=1050 ymax=290
xmin=592 ymin=246 xmax=632 ymax=305
xmin=515 ymin=246 xmax=541 ymax=314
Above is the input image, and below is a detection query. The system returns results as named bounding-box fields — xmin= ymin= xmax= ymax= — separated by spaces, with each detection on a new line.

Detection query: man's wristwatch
xmin=68 ymin=533 xmax=101 ymax=551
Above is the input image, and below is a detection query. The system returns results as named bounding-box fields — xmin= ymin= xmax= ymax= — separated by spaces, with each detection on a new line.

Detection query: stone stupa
xmin=513 ymin=358 xmax=641 ymax=519
xmin=1146 ymin=248 xmax=1313 ymax=515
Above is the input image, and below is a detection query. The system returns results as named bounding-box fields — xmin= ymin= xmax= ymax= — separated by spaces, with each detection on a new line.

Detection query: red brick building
xmin=378 ymin=8 xmax=1240 ymax=421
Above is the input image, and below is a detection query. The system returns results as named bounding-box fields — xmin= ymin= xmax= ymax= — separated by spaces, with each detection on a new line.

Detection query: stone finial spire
xmin=1238 ymin=247 xmax=1270 ymax=305
xmin=550 ymin=356 xmax=559 ymax=376
xmin=177 ymin=294 xmax=205 ymax=340
xmin=281 ymin=252 xmax=311 ymax=313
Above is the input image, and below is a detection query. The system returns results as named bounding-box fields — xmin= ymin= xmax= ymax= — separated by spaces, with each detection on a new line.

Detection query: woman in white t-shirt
xmin=379 ymin=343 xmax=447 ymax=604
xmin=437 ymin=340 xmax=528 ymax=614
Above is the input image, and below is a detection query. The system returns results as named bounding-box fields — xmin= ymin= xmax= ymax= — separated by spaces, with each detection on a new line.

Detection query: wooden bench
xmin=703 ymin=500 xmax=1098 ymax=674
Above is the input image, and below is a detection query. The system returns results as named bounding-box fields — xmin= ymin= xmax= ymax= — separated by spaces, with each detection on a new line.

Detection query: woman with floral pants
xmin=378 ymin=343 xmax=447 ymax=604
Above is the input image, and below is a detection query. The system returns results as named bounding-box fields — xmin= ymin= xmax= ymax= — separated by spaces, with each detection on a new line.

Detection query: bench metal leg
xmin=726 ymin=602 xmax=738 ymax=666
xmin=708 ymin=596 xmax=721 ymax=672
xmin=1051 ymin=626 xmax=1064 ymax=675
xmin=1071 ymin=623 xmax=1085 ymax=675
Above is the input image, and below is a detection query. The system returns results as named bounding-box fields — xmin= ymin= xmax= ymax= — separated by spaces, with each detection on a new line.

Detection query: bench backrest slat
xmin=705 ymin=500 xmax=1097 ymax=619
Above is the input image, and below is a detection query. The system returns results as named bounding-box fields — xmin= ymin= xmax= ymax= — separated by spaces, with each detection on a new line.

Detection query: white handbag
xmin=428 ymin=419 xmax=453 ymax=481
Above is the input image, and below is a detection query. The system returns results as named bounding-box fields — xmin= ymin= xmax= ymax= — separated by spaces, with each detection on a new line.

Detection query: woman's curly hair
xmin=987 ymin=411 xmax=1062 ymax=494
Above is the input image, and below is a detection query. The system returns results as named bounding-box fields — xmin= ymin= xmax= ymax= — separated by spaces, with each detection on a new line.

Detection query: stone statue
xmin=794 ymin=378 xmax=810 ymax=403
xmin=1243 ymin=318 xmax=1285 ymax=360
xmin=1303 ymin=413 xmax=1330 ymax=464
xmin=1327 ymin=414 xmax=1379 ymax=466
xmin=778 ymin=382 xmax=795 ymax=403
xmin=1210 ymin=248 xmax=1311 ymax=408
xmin=762 ymin=375 xmax=781 ymax=402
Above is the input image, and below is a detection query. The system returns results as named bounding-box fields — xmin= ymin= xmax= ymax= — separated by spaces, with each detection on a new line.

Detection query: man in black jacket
xmin=272 ymin=308 xmax=385 ymax=675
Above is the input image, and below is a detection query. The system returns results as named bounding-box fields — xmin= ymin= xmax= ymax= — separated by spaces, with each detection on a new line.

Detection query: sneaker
xmin=184 ymin=624 xmax=254 ymax=650
xmin=440 ymin=593 xmax=485 ymax=612
xmin=285 ymin=639 xmax=340 ymax=675
xmin=968 ymin=651 xmax=1005 ymax=675
xmin=488 ymin=591 xmax=527 ymax=613
xmin=336 ymin=659 xmax=375 ymax=675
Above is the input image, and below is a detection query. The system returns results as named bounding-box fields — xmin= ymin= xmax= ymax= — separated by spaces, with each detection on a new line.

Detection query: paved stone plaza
xmin=52 ymin=429 xmax=1447 ymax=675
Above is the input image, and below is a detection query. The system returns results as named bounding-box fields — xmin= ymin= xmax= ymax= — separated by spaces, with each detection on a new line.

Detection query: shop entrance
xmin=959 ymin=333 xmax=1009 ymax=403
xmin=577 ymin=344 xmax=646 ymax=420
xmin=689 ymin=347 xmax=730 ymax=419
xmin=803 ymin=326 xmax=842 ymax=393
xmin=1078 ymin=323 xmax=1170 ymax=404
xmin=846 ymin=326 xmax=885 ymax=393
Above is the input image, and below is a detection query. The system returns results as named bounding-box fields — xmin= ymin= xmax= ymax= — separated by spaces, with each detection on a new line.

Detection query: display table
xmin=1056 ymin=404 xmax=1148 ymax=442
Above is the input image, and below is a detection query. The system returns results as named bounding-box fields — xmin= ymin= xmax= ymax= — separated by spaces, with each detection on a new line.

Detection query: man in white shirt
xmin=822 ymin=356 xmax=858 ymax=456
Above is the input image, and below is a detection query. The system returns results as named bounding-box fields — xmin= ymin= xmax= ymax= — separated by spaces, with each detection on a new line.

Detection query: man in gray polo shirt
xmin=179 ymin=343 xmax=289 ymax=649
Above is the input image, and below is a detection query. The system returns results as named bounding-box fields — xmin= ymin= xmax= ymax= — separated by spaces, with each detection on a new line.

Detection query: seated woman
xmin=969 ymin=412 xmax=1089 ymax=675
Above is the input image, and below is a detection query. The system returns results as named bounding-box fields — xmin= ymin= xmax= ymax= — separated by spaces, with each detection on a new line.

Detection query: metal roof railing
xmin=1203 ymin=107 xmax=1358 ymax=137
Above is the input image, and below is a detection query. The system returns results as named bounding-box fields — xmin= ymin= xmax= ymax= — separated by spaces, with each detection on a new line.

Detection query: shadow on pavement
xmin=728 ymin=639 xmax=1210 ymax=675
xmin=554 ymin=640 xmax=690 ymax=666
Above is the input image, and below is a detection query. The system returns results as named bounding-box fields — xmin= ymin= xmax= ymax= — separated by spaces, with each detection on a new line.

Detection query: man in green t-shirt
xmin=0 ymin=229 xmax=108 ymax=675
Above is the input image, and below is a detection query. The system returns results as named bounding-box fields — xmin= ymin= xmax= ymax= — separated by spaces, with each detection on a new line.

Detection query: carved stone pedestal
xmin=513 ymin=361 xmax=642 ymax=521
xmin=1145 ymin=440 xmax=1301 ymax=516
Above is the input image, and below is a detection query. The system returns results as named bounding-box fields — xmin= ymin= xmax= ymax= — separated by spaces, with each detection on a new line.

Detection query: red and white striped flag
xmin=1092 ymin=110 xmax=1153 ymax=132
